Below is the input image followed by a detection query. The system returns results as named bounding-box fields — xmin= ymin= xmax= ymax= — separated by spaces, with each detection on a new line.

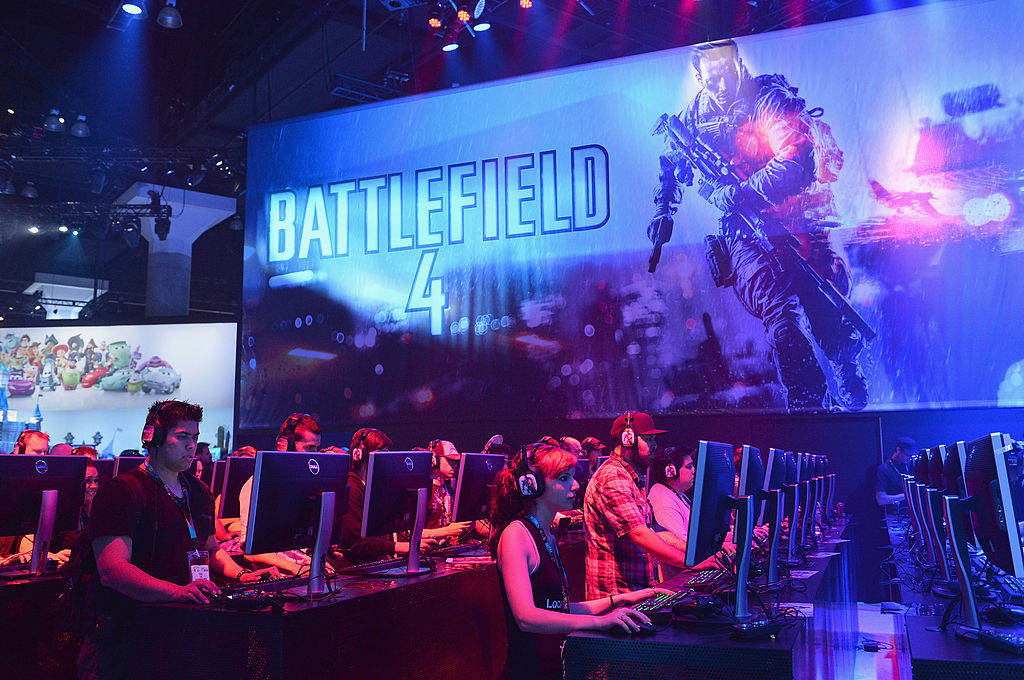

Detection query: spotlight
xmin=186 ymin=164 xmax=206 ymax=188
xmin=21 ymin=181 xmax=38 ymax=199
xmin=72 ymin=229 xmax=79 ymax=236
xmin=473 ymin=0 xmax=486 ymax=17
xmin=89 ymin=166 xmax=108 ymax=195
xmin=228 ymin=215 xmax=243 ymax=231
xmin=428 ymin=8 xmax=442 ymax=28
xmin=69 ymin=114 xmax=90 ymax=138
xmin=472 ymin=20 xmax=490 ymax=31
xmin=456 ymin=5 xmax=470 ymax=21
xmin=43 ymin=109 xmax=64 ymax=132
xmin=154 ymin=216 xmax=171 ymax=240
xmin=519 ymin=0 xmax=532 ymax=7
xmin=28 ymin=226 xmax=39 ymax=234
xmin=156 ymin=0 xmax=182 ymax=28
xmin=58 ymin=225 xmax=69 ymax=233
xmin=442 ymin=39 xmax=459 ymax=52
xmin=441 ymin=20 xmax=462 ymax=51
xmin=120 ymin=2 xmax=145 ymax=16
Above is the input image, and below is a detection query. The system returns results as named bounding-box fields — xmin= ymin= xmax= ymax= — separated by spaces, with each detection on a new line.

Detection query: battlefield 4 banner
xmin=241 ymin=0 xmax=1024 ymax=428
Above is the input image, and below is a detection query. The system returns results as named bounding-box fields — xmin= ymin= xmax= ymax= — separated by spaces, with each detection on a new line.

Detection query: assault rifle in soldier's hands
xmin=651 ymin=113 xmax=876 ymax=342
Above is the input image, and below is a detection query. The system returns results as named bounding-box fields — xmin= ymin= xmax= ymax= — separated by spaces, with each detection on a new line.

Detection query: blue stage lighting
xmin=121 ymin=2 xmax=145 ymax=15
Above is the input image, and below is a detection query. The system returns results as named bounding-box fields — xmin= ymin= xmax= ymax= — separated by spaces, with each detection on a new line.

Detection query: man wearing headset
xmin=13 ymin=429 xmax=50 ymax=456
xmin=582 ymin=411 xmax=691 ymax=599
xmin=75 ymin=400 xmax=278 ymax=680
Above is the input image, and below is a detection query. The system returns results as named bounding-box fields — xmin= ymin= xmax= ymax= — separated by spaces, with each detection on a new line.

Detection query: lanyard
xmin=526 ymin=514 xmax=570 ymax=610
xmin=143 ymin=461 xmax=199 ymax=547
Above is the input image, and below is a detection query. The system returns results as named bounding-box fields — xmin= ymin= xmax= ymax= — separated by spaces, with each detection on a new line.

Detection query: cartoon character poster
xmin=241 ymin=0 xmax=1024 ymax=429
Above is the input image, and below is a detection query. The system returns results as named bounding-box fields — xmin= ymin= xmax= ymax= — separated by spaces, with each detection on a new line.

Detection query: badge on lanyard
xmin=188 ymin=550 xmax=210 ymax=582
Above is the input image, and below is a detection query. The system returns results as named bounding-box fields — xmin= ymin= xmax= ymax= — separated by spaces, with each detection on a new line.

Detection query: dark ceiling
xmin=0 ymin=0 xmax=944 ymax=324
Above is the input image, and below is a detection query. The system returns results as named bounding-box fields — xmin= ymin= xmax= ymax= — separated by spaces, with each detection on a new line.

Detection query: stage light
xmin=6 ymin=108 xmax=14 ymax=115
xmin=121 ymin=2 xmax=145 ymax=15
xmin=72 ymin=229 xmax=79 ymax=236
xmin=186 ymin=164 xmax=206 ymax=188
xmin=428 ymin=8 xmax=442 ymax=28
xmin=456 ymin=5 xmax=470 ymax=21
xmin=28 ymin=226 xmax=40 ymax=234
xmin=472 ymin=20 xmax=490 ymax=31
xmin=58 ymin=225 xmax=69 ymax=233
xmin=21 ymin=181 xmax=38 ymax=199
xmin=69 ymin=114 xmax=90 ymax=138
xmin=43 ymin=109 xmax=64 ymax=132
xmin=156 ymin=0 xmax=182 ymax=28
xmin=519 ymin=0 xmax=532 ymax=7
xmin=442 ymin=40 xmax=459 ymax=51
xmin=89 ymin=166 xmax=107 ymax=195
xmin=473 ymin=0 xmax=486 ymax=17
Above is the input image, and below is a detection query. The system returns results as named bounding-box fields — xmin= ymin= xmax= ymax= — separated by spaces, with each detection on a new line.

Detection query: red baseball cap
xmin=610 ymin=412 xmax=666 ymax=438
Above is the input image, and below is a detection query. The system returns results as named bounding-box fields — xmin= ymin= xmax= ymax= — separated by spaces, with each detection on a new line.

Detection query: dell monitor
xmin=926 ymin=447 xmax=945 ymax=490
xmin=361 ymin=451 xmax=433 ymax=576
xmin=758 ymin=447 xmax=786 ymax=524
xmin=210 ymin=460 xmax=226 ymax=499
xmin=0 ymin=455 xmax=87 ymax=577
xmin=913 ymin=454 xmax=930 ymax=485
xmin=965 ymin=432 xmax=1024 ymax=577
xmin=218 ymin=456 xmax=256 ymax=519
xmin=113 ymin=455 xmax=145 ymax=477
xmin=685 ymin=441 xmax=736 ymax=568
xmin=784 ymin=452 xmax=798 ymax=485
xmin=244 ymin=451 xmax=351 ymax=594
xmin=737 ymin=444 xmax=765 ymax=527
xmin=452 ymin=452 xmax=505 ymax=523
xmin=92 ymin=458 xmax=115 ymax=486
xmin=943 ymin=441 xmax=968 ymax=497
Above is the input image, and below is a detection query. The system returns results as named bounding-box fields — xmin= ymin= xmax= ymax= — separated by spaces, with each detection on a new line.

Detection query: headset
xmin=428 ymin=439 xmax=443 ymax=468
xmin=276 ymin=413 xmax=311 ymax=452
xmin=141 ymin=402 xmax=177 ymax=450
xmin=620 ymin=411 xmax=637 ymax=448
xmin=664 ymin=462 xmax=679 ymax=480
xmin=15 ymin=430 xmax=46 ymax=456
xmin=516 ymin=442 xmax=547 ymax=499
xmin=351 ymin=427 xmax=371 ymax=465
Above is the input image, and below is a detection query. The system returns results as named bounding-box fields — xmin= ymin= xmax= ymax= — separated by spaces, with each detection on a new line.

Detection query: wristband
xmin=236 ymin=568 xmax=252 ymax=581
xmin=609 ymin=593 xmax=615 ymax=609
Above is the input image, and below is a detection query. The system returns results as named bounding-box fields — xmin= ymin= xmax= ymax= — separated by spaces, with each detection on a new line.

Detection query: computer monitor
xmin=943 ymin=441 xmax=968 ymax=497
xmin=0 ymin=455 xmax=87 ymax=576
xmin=361 ymin=451 xmax=433 ymax=576
xmin=684 ymin=440 xmax=736 ymax=568
xmin=244 ymin=451 xmax=351 ymax=595
xmin=113 ymin=455 xmax=145 ymax=477
xmin=452 ymin=452 xmax=504 ymax=523
xmin=210 ymin=460 xmax=226 ymax=499
xmin=964 ymin=432 xmax=1024 ymax=577
xmin=597 ymin=455 xmax=611 ymax=469
xmin=737 ymin=444 xmax=765 ymax=526
xmin=913 ymin=454 xmax=930 ymax=485
xmin=784 ymin=452 xmax=798 ymax=485
xmin=218 ymin=456 xmax=256 ymax=518
xmin=926 ymin=447 xmax=945 ymax=490
xmin=758 ymin=447 xmax=786 ymax=525
xmin=92 ymin=459 xmax=114 ymax=486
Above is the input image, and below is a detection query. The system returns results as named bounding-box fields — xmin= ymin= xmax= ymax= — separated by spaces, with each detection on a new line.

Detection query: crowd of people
xmin=2 ymin=401 xmax=778 ymax=680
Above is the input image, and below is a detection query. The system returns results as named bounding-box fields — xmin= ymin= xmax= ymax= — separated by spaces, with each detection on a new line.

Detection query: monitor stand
xmin=378 ymin=487 xmax=431 ymax=577
xmin=763 ymin=489 xmax=784 ymax=588
xmin=943 ymin=495 xmax=980 ymax=630
xmin=307 ymin=491 xmax=335 ymax=596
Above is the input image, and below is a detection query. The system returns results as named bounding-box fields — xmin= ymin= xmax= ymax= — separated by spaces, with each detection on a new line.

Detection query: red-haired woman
xmin=490 ymin=443 xmax=668 ymax=680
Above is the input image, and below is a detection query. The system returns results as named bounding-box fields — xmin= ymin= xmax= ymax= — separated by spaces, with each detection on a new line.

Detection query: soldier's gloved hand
xmin=647 ymin=213 xmax=674 ymax=247
xmin=707 ymin=182 xmax=743 ymax=212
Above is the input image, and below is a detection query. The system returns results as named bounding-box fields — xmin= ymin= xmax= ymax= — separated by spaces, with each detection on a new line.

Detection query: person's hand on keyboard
xmin=239 ymin=566 xmax=283 ymax=583
xmin=611 ymin=587 xmax=675 ymax=608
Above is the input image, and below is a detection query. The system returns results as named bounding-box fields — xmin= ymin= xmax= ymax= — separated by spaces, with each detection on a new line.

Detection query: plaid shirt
xmin=583 ymin=453 xmax=656 ymax=599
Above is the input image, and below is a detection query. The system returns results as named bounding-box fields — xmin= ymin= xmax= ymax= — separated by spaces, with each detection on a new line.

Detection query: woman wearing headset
xmin=490 ymin=443 xmax=667 ymax=680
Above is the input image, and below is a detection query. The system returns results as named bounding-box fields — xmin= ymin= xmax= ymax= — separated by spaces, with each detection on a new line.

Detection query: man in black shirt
xmin=876 ymin=435 xmax=916 ymax=507
xmin=75 ymin=400 xmax=277 ymax=680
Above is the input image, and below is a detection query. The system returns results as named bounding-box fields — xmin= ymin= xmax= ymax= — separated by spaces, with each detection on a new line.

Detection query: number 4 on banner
xmin=406 ymin=249 xmax=448 ymax=336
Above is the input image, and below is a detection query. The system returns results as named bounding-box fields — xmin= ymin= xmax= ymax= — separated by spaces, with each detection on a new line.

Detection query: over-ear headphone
xmin=665 ymin=462 xmax=679 ymax=480
xmin=429 ymin=439 xmax=442 ymax=468
xmin=15 ymin=430 xmax=42 ymax=456
xmin=620 ymin=411 xmax=636 ymax=448
xmin=351 ymin=428 xmax=370 ymax=464
xmin=516 ymin=443 xmax=546 ymax=499
xmin=276 ymin=413 xmax=311 ymax=452
xmin=142 ymin=402 xmax=175 ymax=450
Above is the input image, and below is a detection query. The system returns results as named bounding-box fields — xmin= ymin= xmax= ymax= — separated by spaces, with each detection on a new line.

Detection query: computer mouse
xmin=634 ymin=621 xmax=658 ymax=636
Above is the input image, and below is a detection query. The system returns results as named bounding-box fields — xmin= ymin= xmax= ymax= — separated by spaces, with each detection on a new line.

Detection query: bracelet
xmin=236 ymin=568 xmax=252 ymax=581
xmin=609 ymin=593 xmax=615 ymax=610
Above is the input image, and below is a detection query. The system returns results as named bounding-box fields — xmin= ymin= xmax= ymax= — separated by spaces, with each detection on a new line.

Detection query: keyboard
xmin=678 ymin=569 xmax=732 ymax=590
xmin=997 ymin=576 xmax=1024 ymax=606
xmin=219 ymin=573 xmax=308 ymax=596
xmin=426 ymin=541 xmax=489 ymax=559
xmin=0 ymin=559 xmax=60 ymax=580
xmin=976 ymin=628 xmax=1024 ymax=655
xmin=632 ymin=590 xmax=691 ymax=613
